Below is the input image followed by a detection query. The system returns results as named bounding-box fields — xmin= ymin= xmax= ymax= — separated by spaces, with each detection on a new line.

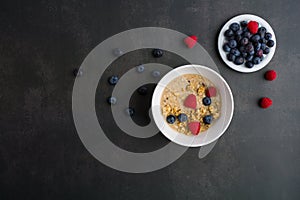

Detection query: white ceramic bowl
xmin=151 ymin=64 xmax=234 ymax=147
xmin=218 ymin=14 xmax=276 ymax=73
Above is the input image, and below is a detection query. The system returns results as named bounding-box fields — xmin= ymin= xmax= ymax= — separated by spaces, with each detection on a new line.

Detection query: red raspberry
xmin=184 ymin=35 xmax=198 ymax=48
xmin=184 ymin=94 xmax=197 ymax=109
xmin=205 ymin=87 xmax=217 ymax=97
xmin=247 ymin=21 xmax=259 ymax=34
xmin=188 ymin=121 xmax=201 ymax=135
xmin=264 ymin=70 xmax=277 ymax=81
xmin=259 ymin=97 xmax=272 ymax=109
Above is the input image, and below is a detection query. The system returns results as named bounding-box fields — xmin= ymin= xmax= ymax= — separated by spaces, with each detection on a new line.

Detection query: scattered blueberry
xmin=108 ymin=75 xmax=119 ymax=85
xmin=177 ymin=113 xmax=188 ymax=122
xmin=152 ymin=49 xmax=163 ymax=58
xmin=112 ymin=48 xmax=124 ymax=56
xmin=227 ymin=53 xmax=236 ymax=62
xmin=137 ymin=86 xmax=148 ymax=95
xmin=202 ymin=97 xmax=211 ymax=106
xmin=234 ymin=56 xmax=244 ymax=65
xmin=265 ymin=32 xmax=272 ymax=40
xmin=229 ymin=22 xmax=240 ymax=32
xmin=166 ymin=115 xmax=176 ymax=124
xmin=245 ymin=61 xmax=254 ymax=68
xmin=267 ymin=40 xmax=275 ymax=47
xmin=252 ymin=57 xmax=261 ymax=65
xmin=228 ymin=39 xmax=237 ymax=48
xmin=107 ymin=96 xmax=117 ymax=105
xmin=73 ymin=68 xmax=83 ymax=77
xmin=136 ymin=64 xmax=145 ymax=73
xmin=223 ymin=43 xmax=231 ymax=52
xmin=240 ymin=20 xmax=248 ymax=27
xmin=125 ymin=107 xmax=135 ymax=116
xmin=203 ymin=115 xmax=213 ymax=124
xmin=224 ymin=29 xmax=234 ymax=37
xmin=152 ymin=70 xmax=161 ymax=77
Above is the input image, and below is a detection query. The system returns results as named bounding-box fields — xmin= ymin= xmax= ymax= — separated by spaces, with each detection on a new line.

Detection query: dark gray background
xmin=0 ymin=0 xmax=299 ymax=199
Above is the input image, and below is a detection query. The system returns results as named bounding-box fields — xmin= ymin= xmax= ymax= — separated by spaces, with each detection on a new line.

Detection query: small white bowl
xmin=218 ymin=14 xmax=276 ymax=73
xmin=151 ymin=64 xmax=234 ymax=147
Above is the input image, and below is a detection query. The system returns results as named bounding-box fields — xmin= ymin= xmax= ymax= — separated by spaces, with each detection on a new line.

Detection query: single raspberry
xmin=205 ymin=87 xmax=217 ymax=97
xmin=247 ymin=21 xmax=259 ymax=34
xmin=259 ymin=97 xmax=272 ymax=109
xmin=184 ymin=35 xmax=198 ymax=48
xmin=188 ymin=121 xmax=201 ymax=135
xmin=184 ymin=94 xmax=197 ymax=109
xmin=264 ymin=70 xmax=277 ymax=81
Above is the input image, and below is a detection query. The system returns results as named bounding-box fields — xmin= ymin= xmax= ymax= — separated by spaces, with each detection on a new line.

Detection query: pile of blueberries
xmin=223 ymin=21 xmax=275 ymax=68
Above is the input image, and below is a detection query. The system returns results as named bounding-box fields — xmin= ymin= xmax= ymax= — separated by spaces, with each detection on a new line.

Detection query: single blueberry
xmin=107 ymin=96 xmax=117 ymax=105
xmin=177 ymin=113 xmax=188 ymax=122
xmin=137 ymin=86 xmax=148 ymax=95
xmin=256 ymin=49 xmax=263 ymax=57
xmin=202 ymin=97 xmax=211 ymax=106
xmin=249 ymin=50 xmax=255 ymax=56
xmin=267 ymin=40 xmax=275 ymax=47
xmin=251 ymin=34 xmax=261 ymax=42
xmin=166 ymin=115 xmax=176 ymax=124
xmin=108 ymin=75 xmax=119 ymax=85
xmin=230 ymin=48 xmax=241 ymax=57
xmin=228 ymin=39 xmax=237 ymax=48
xmin=229 ymin=22 xmax=240 ymax=32
xmin=263 ymin=47 xmax=270 ymax=54
xmin=240 ymin=20 xmax=248 ymax=27
xmin=227 ymin=53 xmax=236 ymax=62
xmin=235 ymin=29 xmax=243 ymax=36
xmin=224 ymin=29 xmax=234 ymax=37
xmin=136 ymin=64 xmax=145 ymax=73
xmin=245 ymin=61 xmax=254 ymax=68
xmin=223 ymin=43 xmax=231 ymax=52
xmin=112 ymin=48 xmax=124 ymax=56
xmin=152 ymin=49 xmax=163 ymax=58
xmin=253 ymin=57 xmax=261 ymax=65
xmin=125 ymin=107 xmax=135 ymax=116
xmin=203 ymin=115 xmax=213 ymax=124
xmin=258 ymin=27 xmax=266 ymax=38
xmin=254 ymin=42 xmax=261 ymax=51
xmin=240 ymin=37 xmax=249 ymax=46
xmin=265 ymin=32 xmax=272 ymax=40
xmin=261 ymin=43 xmax=267 ymax=50
xmin=234 ymin=56 xmax=244 ymax=65
xmin=243 ymin=31 xmax=252 ymax=39
xmin=245 ymin=44 xmax=254 ymax=53
xmin=152 ymin=70 xmax=161 ymax=77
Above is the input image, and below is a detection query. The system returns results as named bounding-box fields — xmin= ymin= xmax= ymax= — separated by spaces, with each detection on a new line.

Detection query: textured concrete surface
xmin=0 ymin=0 xmax=300 ymax=199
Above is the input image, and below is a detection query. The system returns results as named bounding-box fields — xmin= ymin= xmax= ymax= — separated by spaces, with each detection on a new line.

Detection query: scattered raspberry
xmin=247 ymin=21 xmax=259 ymax=34
xmin=188 ymin=122 xmax=201 ymax=135
xmin=259 ymin=97 xmax=272 ymax=109
xmin=205 ymin=87 xmax=217 ymax=97
xmin=184 ymin=35 xmax=198 ymax=48
xmin=184 ymin=94 xmax=197 ymax=109
xmin=264 ymin=70 xmax=277 ymax=81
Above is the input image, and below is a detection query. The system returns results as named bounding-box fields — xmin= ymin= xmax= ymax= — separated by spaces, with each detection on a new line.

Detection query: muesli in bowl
xmin=161 ymin=74 xmax=221 ymax=135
